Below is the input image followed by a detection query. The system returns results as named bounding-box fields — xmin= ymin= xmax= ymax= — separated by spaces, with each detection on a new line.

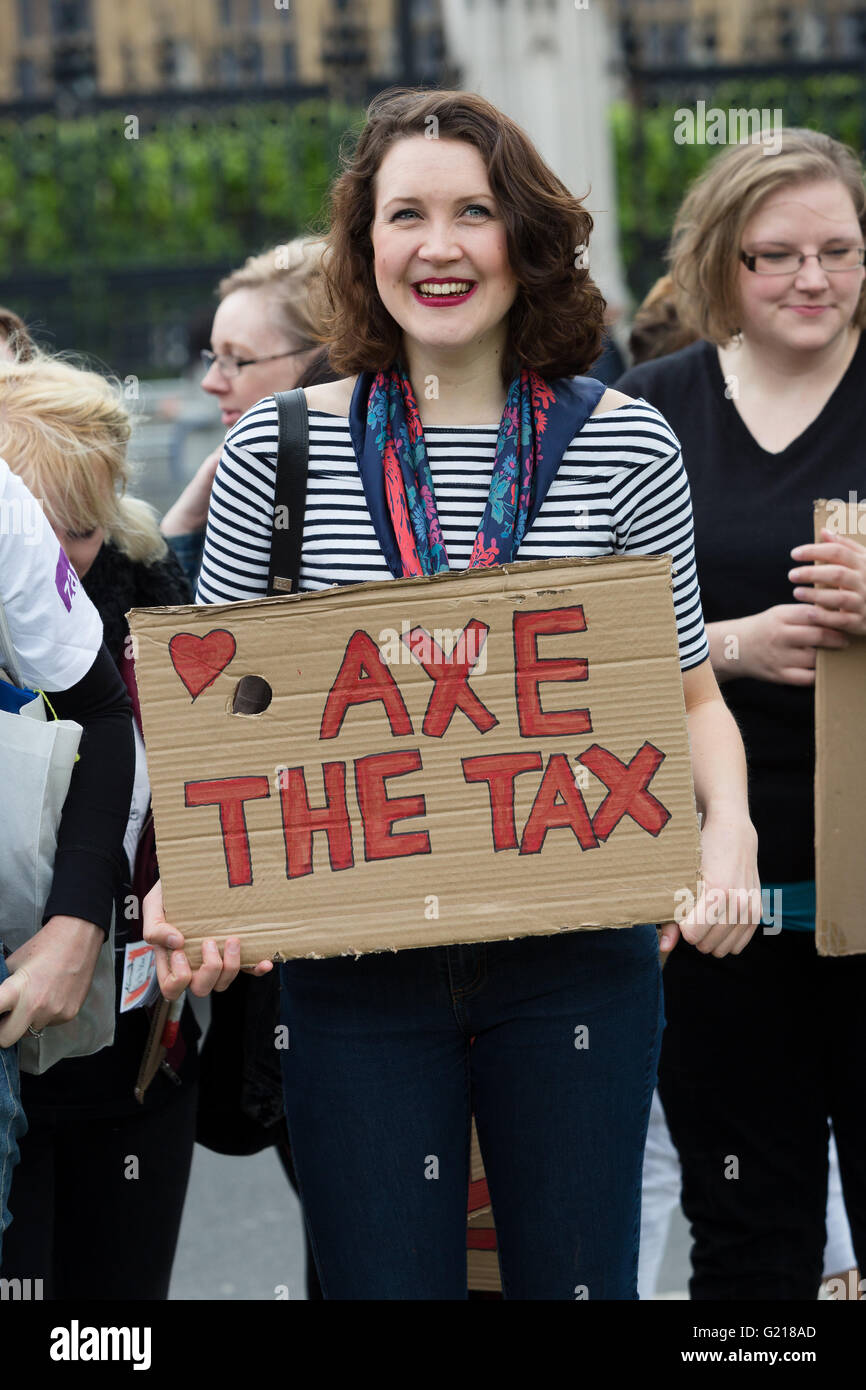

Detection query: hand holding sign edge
xmin=142 ymin=879 xmax=273 ymax=999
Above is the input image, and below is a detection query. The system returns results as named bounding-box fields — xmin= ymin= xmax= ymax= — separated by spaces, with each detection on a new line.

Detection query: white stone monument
xmin=439 ymin=0 xmax=629 ymax=322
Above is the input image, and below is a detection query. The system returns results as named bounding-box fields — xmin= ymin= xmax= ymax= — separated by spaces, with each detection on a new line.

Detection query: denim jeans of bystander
xmin=0 ymin=946 xmax=28 ymax=1266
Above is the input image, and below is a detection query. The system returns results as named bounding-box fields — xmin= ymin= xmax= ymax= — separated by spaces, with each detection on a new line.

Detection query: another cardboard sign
xmin=467 ymin=1120 xmax=501 ymax=1294
xmin=814 ymin=499 xmax=866 ymax=956
xmin=128 ymin=556 xmax=700 ymax=966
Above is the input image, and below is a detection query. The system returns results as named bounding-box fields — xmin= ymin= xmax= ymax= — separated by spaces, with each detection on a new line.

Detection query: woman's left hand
xmin=659 ymin=813 xmax=761 ymax=958
xmin=0 ymin=916 xmax=104 ymax=1046
xmin=789 ymin=529 xmax=866 ymax=637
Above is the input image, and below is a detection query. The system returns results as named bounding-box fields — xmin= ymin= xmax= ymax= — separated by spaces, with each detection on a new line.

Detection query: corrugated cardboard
xmin=466 ymin=1208 xmax=502 ymax=1294
xmin=128 ymin=555 xmax=700 ymax=965
xmin=468 ymin=1119 xmax=491 ymax=1218
xmin=814 ymin=500 xmax=866 ymax=956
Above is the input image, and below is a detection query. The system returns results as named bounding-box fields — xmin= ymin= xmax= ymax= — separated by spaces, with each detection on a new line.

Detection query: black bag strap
xmin=266 ymin=387 xmax=309 ymax=597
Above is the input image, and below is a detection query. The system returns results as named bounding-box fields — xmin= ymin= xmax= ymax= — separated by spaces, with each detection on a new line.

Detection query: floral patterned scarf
xmin=347 ymin=363 xmax=606 ymax=578
xmin=367 ymin=361 xmax=559 ymax=574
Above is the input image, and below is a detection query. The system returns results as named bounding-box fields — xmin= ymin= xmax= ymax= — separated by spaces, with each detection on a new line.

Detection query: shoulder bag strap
xmin=267 ymin=388 xmax=310 ymax=598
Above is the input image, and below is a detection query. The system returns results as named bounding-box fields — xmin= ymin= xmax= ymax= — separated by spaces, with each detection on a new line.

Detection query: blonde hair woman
xmin=161 ymin=236 xmax=336 ymax=583
xmin=616 ymin=128 xmax=866 ymax=1299
xmin=0 ymin=352 xmax=199 ymax=1300
xmin=0 ymin=355 xmax=167 ymax=575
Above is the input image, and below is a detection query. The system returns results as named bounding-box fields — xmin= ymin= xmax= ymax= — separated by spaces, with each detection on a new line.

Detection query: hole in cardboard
xmin=231 ymin=675 xmax=272 ymax=715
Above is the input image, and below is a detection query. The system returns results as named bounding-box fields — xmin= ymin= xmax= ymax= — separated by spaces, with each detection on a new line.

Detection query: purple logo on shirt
xmin=55 ymin=547 xmax=79 ymax=612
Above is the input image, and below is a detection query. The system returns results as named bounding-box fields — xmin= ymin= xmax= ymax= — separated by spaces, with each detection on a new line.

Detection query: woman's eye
xmin=67 ymin=528 xmax=96 ymax=541
xmin=390 ymin=205 xmax=492 ymax=222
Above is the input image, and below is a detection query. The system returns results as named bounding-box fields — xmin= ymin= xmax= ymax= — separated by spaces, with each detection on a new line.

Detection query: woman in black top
xmin=617 ymin=128 xmax=866 ymax=1300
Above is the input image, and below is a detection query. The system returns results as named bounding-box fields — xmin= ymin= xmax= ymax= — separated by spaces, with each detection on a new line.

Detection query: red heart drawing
xmin=169 ymin=630 xmax=236 ymax=700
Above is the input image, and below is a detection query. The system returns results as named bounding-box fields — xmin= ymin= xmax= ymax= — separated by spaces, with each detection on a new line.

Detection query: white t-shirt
xmin=0 ymin=456 xmax=103 ymax=690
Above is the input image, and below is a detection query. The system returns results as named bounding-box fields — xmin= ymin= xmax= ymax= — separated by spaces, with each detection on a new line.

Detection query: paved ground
xmin=134 ymin=382 xmax=693 ymax=1301
xmin=169 ymin=1127 xmax=691 ymax=1300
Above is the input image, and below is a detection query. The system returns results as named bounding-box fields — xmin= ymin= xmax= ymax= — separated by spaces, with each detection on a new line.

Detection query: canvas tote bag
xmin=0 ymin=595 xmax=116 ymax=1074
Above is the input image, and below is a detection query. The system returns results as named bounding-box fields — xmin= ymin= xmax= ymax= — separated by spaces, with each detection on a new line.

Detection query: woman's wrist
xmin=701 ymin=800 xmax=756 ymax=830
xmin=706 ymin=617 xmax=752 ymax=683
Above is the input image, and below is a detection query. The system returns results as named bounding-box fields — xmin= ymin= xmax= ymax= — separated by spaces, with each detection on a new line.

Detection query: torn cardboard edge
xmin=813 ymin=499 xmax=866 ymax=956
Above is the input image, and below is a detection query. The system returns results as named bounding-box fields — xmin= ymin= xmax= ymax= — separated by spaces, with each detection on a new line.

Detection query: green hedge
xmin=1 ymin=78 xmax=863 ymax=324
xmin=0 ymin=100 xmax=364 ymax=274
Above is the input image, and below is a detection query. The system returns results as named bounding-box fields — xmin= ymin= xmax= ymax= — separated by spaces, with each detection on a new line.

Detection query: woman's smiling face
xmin=736 ymin=178 xmax=866 ymax=354
xmin=370 ymin=135 xmax=519 ymax=360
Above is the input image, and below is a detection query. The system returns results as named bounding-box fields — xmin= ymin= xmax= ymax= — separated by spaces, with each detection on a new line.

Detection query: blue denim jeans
xmin=279 ymin=924 xmax=663 ymax=1300
xmin=0 ymin=947 xmax=27 ymax=1266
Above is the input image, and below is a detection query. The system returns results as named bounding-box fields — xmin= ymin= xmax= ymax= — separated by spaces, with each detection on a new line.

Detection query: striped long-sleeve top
xmin=195 ymin=394 xmax=709 ymax=672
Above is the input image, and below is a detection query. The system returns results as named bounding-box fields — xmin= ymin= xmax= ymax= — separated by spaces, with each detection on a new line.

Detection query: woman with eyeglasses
xmin=160 ymin=238 xmax=337 ymax=587
xmin=144 ymin=87 xmax=761 ymax=1300
xmin=160 ymin=237 xmax=336 ymax=1300
xmin=616 ymin=128 xmax=866 ymax=1300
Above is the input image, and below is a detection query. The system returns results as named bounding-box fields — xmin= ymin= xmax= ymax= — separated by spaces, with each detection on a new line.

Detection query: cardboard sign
xmin=814 ymin=499 xmax=866 ymax=956
xmin=128 ymin=556 xmax=700 ymax=966
xmin=467 ymin=1120 xmax=501 ymax=1293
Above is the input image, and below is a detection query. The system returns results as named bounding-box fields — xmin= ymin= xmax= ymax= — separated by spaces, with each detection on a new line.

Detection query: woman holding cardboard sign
xmin=145 ymin=88 xmax=760 ymax=1300
xmin=616 ymin=128 xmax=866 ymax=1299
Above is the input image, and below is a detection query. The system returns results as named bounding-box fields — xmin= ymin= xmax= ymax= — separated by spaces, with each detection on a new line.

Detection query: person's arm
xmin=667 ymin=658 xmax=761 ymax=958
xmin=43 ymin=643 xmax=135 ymax=929
xmin=160 ymin=445 xmax=221 ymax=538
xmin=0 ymin=644 xmax=135 ymax=1046
xmin=606 ymin=416 xmax=760 ymax=956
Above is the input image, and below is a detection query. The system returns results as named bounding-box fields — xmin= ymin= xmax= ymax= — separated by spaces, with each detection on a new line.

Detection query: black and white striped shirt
xmin=196 ymin=394 xmax=709 ymax=671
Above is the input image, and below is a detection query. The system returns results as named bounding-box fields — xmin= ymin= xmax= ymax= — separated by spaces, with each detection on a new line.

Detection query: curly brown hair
xmin=317 ymin=87 xmax=606 ymax=386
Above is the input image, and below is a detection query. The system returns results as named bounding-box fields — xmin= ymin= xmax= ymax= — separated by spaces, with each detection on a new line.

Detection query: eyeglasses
xmin=740 ymin=247 xmax=866 ymax=275
xmin=200 ymin=347 xmax=309 ymax=378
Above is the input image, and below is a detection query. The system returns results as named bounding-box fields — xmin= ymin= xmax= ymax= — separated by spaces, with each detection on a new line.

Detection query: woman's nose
xmin=418 ymin=222 xmax=462 ymax=263
xmin=200 ymin=363 xmax=227 ymax=394
xmin=793 ymin=254 xmax=831 ymax=289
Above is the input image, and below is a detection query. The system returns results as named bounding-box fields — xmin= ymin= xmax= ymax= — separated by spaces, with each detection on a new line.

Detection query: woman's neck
xmin=718 ymin=325 xmax=861 ymax=398
xmin=401 ymin=340 xmax=511 ymax=426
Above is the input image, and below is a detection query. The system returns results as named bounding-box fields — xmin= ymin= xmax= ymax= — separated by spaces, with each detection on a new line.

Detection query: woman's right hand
xmin=711 ymin=605 xmax=849 ymax=686
xmin=143 ymin=879 xmax=273 ymax=1001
